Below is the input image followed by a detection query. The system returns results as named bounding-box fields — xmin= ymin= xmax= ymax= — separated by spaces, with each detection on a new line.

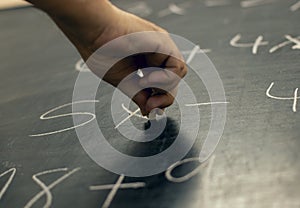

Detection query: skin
xmin=25 ymin=0 xmax=187 ymax=116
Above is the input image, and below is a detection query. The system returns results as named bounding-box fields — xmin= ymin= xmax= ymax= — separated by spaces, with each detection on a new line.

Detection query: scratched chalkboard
xmin=0 ymin=0 xmax=300 ymax=207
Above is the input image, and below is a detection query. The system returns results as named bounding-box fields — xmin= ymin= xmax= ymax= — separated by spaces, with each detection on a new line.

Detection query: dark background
xmin=0 ymin=0 xmax=299 ymax=207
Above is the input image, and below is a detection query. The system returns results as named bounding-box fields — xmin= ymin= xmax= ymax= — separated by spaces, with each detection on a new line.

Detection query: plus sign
xmin=89 ymin=174 xmax=146 ymax=208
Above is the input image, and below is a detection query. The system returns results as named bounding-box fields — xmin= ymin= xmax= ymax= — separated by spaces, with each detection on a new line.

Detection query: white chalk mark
xmin=269 ymin=35 xmax=300 ymax=53
xmin=118 ymin=101 xmax=228 ymax=128
xmin=75 ymin=59 xmax=90 ymax=72
xmin=186 ymin=45 xmax=200 ymax=64
xmin=121 ymin=104 xmax=148 ymax=119
xmin=269 ymin=36 xmax=298 ymax=52
xmin=169 ymin=3 xmax=185 ymax=15
xmin=31 ymin=171 xmax=54 ymax=208
xmin=240 ymin=0 xmax=277 ymax=8
xmin=137 ymin=69 xmax=144 ymax=78
xmin=252 ymin=35 xmax=263 ymax=54
xmin=90 ymin=174 xmax=145 ymax=208
xmin=115 ymin=104 xmax=149 ymax=129
xmin=204 ymin=0 xmax=231 ymax=7
xmin=292 ymin=45 xmax=300 ymax=50
xmin=181 ymin=48 xmax=211 ymax=54
xmin=290 ymin=1 xmax=300 ymax=11
xmin=230 ymin=34 xmax=268 ymax=54
xmin=185 ymin=101 xmax=229 ymax=107
xmin=115 ymin=108 xmax=140 ymax=129
xmin=284 ymin=35 xmax=300 ymax=49
xmin=101 ymin=175 xmax=125 ymax=208
xmin=165 ymin=157 xmax=204 ymax=183
xmin=230 ymin=34 xmax=254 ymax=47
xmin=293 ymin=88 xmax=298 ymax=112
xmin=24 ymin=167 xmax=80 ymax=208
xmin=266 ymin=82 xmax=299 ymax=113
xmin=158 ymin=2 xmax=191 ymax=17
xmin=29 ymin=100 xmax=98 ymax=137
xmin=0 ymin=168 xmax=16 ymax=201
xmin=89 ymin=182 xmax=146 ymax=191
xmin=126 ymin=2 xmax=152 ymax=17
xmin=266 ymin=82 xmax=300 ymax=100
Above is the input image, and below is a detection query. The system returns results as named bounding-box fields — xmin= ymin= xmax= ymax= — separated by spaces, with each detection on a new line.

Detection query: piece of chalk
xmin=137 ymin=69 xmax=144 ymax=78
xmin=148 ymin=110 xmax=156 ymax=120
xmin=148 ymin=108 xmax=164 ymax=121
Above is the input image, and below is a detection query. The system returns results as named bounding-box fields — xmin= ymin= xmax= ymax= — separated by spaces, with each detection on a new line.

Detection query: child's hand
xmin=86 ymin=7 xmax=187 ymax=116
xmin=29 ymin=0 xmax=187 ymax=116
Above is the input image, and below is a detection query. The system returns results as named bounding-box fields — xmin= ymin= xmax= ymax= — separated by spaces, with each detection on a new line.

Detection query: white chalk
xmin=290 ymin=1 xmax=300 ymax=11
xmin=24 ymin=167 xmax=80 ymax=208
xmin=29 ymin=100 xmax=98 ymax=137
xmin=137 ymin=69 xmax=144 ymax=78
xmin=0 ymin=168 xmax=16 ymax=200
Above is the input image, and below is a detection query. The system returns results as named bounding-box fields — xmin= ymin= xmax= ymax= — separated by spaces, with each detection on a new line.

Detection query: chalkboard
xmin=0 ymin=0 xmax=299 ymax=207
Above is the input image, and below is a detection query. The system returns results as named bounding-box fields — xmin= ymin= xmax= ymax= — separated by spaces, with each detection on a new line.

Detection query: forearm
xmin=25 ymin=0 xmax=117 ymax=57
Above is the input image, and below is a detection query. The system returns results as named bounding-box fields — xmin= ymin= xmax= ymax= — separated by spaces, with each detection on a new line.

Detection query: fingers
xmin=138 ymin=67 xmax=184 ymax=91
xmin=132 ymin=90 xmax=149 ymax=116
xmin=144 ymin=51 xmax=187 ymax=77
xmin=135 ymin=49 xmax=186 ymax=116
xmin=132 ymin=87 xmax=177 ymax=116
xmin=93 ymin=29 xmax=187 ymax=116
xmin=145 ymin=92 xmax=175 ymax=113
xmin=139 ymin=52 xmax=187 ymax=90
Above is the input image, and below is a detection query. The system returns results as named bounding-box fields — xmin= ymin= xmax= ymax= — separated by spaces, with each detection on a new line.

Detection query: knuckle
xmin=180 ymin=64 xmax=188 ymax=77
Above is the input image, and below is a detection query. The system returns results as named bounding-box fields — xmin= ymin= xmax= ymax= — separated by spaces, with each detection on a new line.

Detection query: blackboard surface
xmin=0 ymin=0 xmax=299 ymax=207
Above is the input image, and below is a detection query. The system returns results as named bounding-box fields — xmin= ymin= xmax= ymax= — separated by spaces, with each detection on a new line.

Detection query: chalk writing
xmin=126 ymin=2 xmax=152 ymax=17
xmin=121 ymin=104 xmax=147 ymax=120
xmin=24 ymin=167 xmax=80 ymax=208
xmin=186 ymin=45 xmax=200 ymax=64
xmin=204 ymin=0 xmax=231 ymax=7
xmin=240 ymin=0 xmax=277 ymax=8
xmin=285 ymin=35 xmax=300 ymax=49
xmin=165 ymin=157 xmax=203 ymax=183
xmin=231 ymin=34 xmax=300 ymax=54
xmin=185 ymin=101 xmax=229 ymax=107
xmin=75 ymin=46 xmax=211 ymax=73
xmin=165 ymin=156 xmax=215 ymax=183
xmin=230 ymin=34 xmax=269 ymax=54
xmin=115 ymin=103 xmax=144 ymax=129
xmin=181 ymin=47 xmax=211 ymax=55
xmin=116 ymin=100 xmax=228 ymax=129
xmin=0 ymin=168 xmax=16 ymax=201
xmin=290 ymin=1 xmax=300 ymax=11
xmin=269 ymin=35 xmax=300 ymax=53
xmin=29 ymin=100 xmax=98 ymax=137
xmin=157 ymin=2 xmax=191 ymax=17
xmin=266 ymin=82 xmax=299 ymax=112
xmin=90 ymin=174 xmax=145 ymax=208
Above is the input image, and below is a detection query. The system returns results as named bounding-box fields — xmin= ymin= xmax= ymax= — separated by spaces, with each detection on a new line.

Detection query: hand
xmin=31 ymin=0 xmax=187 ymax=116
xmin=88 ymin=7 xmax=187 ymax=116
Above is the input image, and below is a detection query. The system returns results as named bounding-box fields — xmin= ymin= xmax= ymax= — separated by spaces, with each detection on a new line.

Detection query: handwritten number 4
xmin=230 ymin=34 xmax=300 ymax=54
xmin=266 ymin=82 xmax=299 ymax=112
